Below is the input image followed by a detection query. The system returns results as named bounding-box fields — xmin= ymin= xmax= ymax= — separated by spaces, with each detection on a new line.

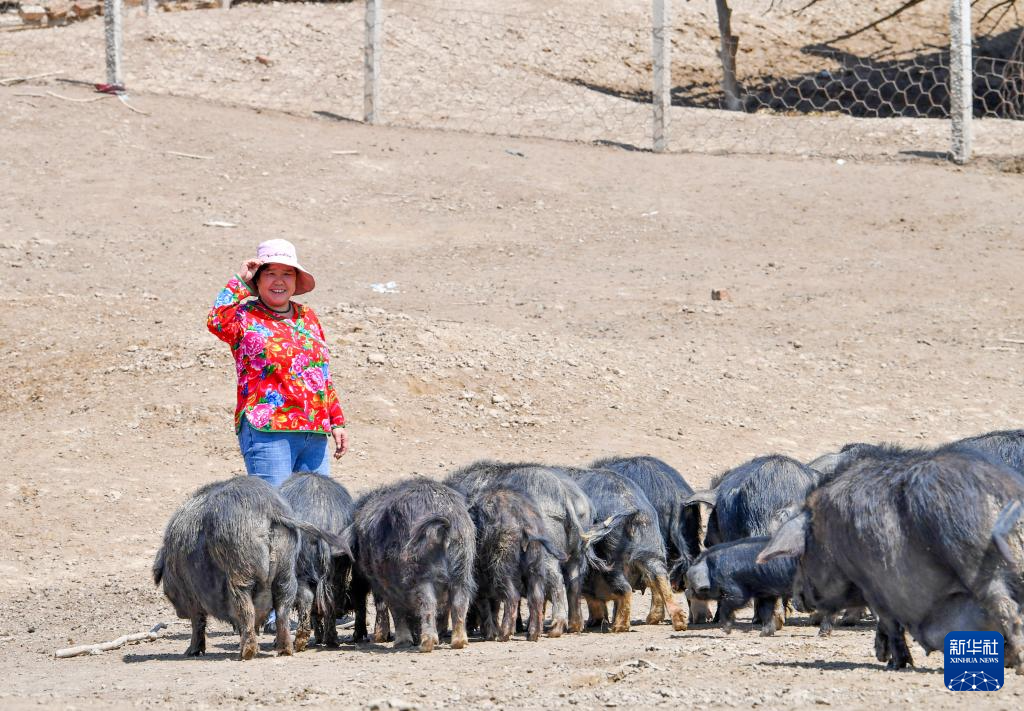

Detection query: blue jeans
xmin=237 ymin=421 xmax=331 ymax=488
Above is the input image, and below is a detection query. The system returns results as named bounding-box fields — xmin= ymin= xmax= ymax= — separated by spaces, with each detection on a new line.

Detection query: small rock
xmin=19 ymin=5 xmax=47 ymax=22
xmin=711 ymin=289 xmax=731 ymax=301
xmin=491 ymin=394 xmax=506 ymax=404
xmin=71 ymin=2 xmax=100 ymax=18
xmin=367 ymin=353 xmax=386 ymax=365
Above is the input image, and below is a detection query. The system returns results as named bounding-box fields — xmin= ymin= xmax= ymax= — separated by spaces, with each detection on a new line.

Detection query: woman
xmin=208 ymin=238 xmax=349 ymax=487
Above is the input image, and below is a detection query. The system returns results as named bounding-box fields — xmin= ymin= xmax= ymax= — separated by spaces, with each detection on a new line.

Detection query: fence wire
xmin=364 ymin=0 xmax=1023 ymax=159
xmin=1 ymin=0 xmax=1021 ymax=160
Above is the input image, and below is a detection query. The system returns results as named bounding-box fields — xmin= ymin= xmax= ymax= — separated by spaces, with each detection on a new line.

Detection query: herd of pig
xmin=153 ymin=429 xmax=1024 ymax=675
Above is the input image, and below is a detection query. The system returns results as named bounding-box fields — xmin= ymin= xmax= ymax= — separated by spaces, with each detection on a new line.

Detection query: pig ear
xmin=757 ymin=512 xmax=809 ymax=564
xmin=770 ymin=504 xmax=804 ymax=531
xmin=685 ymin=489 xmax=717 ymax=507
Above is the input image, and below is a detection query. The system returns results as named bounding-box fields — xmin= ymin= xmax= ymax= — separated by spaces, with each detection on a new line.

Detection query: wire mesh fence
xmin=361 ymin=0 xmax=1024 ymax=160
xmin=3 ymin=0 xmax=1022 ymax=161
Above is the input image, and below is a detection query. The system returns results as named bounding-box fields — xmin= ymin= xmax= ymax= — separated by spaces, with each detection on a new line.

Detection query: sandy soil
xmin=2 ymin=3 xmax=1024 ymax=709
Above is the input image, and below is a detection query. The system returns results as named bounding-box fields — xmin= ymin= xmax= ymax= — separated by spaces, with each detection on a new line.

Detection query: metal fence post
xmin=651 ymin=0 xmax=670 ymax=152
xmin=104 ymin=0 xmax=123 ymax=87
xmin=364 ymin=0 xmax=382 ymax=124
xmin=950 ymin=0 xmax=972 ymax=164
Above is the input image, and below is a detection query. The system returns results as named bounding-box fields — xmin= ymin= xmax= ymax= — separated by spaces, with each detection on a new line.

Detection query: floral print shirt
xmin=207 ymin=276 xmax=346 ymax=434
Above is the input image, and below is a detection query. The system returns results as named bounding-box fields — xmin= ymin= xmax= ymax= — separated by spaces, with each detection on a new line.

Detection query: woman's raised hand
xmin=240 ymin=258 xmax=262 ymax=286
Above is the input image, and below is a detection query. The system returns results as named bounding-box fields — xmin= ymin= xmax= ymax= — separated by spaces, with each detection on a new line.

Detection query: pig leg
xmin=229 ymin=585 xmax=258 ymax=660
xmin=875 ymin=617 xmax=913 ymax=670
xmin=611 ymin=591 xmax=633 ymax=633
xmin=185 ymin=614 xmax=207 ymax=656
xmin=585 ymin=597 xmax=607 ymax=629
xmin=645 ymin=588 xmax=665 ymax=625
xmin=294 ymin=583 xmax=314 ymax=652
xmin=717 ymin=596 xmax=741 ymax=635
xmin=271 ymin=572 xmax=297 ymax=657
xmin=418 ymin=588 xmax=440 ymax=653
xmin=565 ymin=557 xmax=586 ymax=633
xmin=818 ymin=613 xmax=837 ymax=638
xmin=755 ymin=597 xmax=780 ymax=637
xmin=350 ymin=575 xmax=370 ymax=643
xmin=478 ymin=598 xmax=499 ymax=641
xmin=652 ymin=575 xmax=688 ymax=631
xmin=450 ymin=584 xmax=472 ymax=650
xmin=500 ymin=590 xmax=520 ymax=642
xmin=840 ymin=606 xmax=867 ymax=626
xmin=322 ymin=597 xmax=340 ymax=649
xmin=373 ymin=595 xmax=392 ymax=643
xmin=393 ymin=615 xmax=414 ymax=648
xmin=546 ymin=563 xmax=568 ymax=638
xmin=526 ymin=577 xmax=546 ymax=642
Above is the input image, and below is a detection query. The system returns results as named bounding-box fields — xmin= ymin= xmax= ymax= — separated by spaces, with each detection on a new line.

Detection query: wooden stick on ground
xmin=0 ymin=70 xmax=63 ymax=86
xmin=55 ymin=622 xmax=168 ymax=658
xmin=46 ymin=92 xmax=111 ymax=104
xmin=166 ymin=151 xmax=214 ymax=160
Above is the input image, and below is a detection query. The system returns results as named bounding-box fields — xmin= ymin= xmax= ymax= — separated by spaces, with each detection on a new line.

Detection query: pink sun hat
xmin=256 ymin=239 xmax=316 ymax=295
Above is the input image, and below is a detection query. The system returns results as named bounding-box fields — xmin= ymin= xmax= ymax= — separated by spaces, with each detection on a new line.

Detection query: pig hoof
xmin=645 ymin=612 xmax=663 ymax=625
xmin=451 ymin=635 xmax=468 ymax=650
xmin=294 ymin=633 xmax=310 ymax=653
xmin=818 ymin=627 xmax=833 ymax=638
xmin=276 ymin=645 xmax=294 ymax=657
xmin=610 ymin=623 xmax=630 ymax=633
xmin=547 ymin=621 xmax=566 ymax=638
xmin=568 ymin=620 xmax=584 ymax=634
xmin=759 ymin=627 xmax=775 ymax=637
xmin=240 ymin=643 xmax=258 ymax=661
xmin=419 ymin=635 xmax=438 ymax=653
xmin=671 ymin=611 xmax=688 ymax=632
xmin=184 ymin=644 xmax=206 ymax=657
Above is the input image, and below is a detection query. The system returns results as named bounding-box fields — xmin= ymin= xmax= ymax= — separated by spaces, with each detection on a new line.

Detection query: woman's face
xmin=256 ymin=263 xmax=297 ymax=310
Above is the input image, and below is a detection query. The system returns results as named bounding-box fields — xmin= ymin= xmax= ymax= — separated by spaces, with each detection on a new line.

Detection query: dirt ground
xmin=3 ymin=3 xmax=1024 ymax=709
